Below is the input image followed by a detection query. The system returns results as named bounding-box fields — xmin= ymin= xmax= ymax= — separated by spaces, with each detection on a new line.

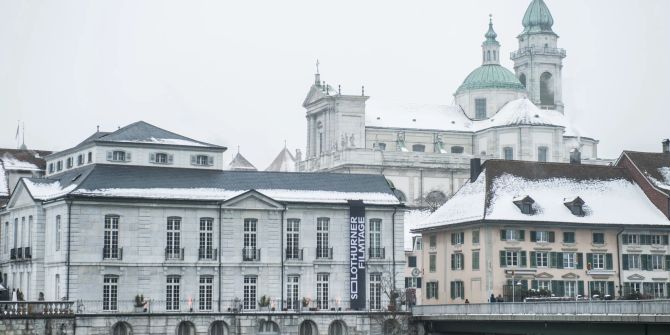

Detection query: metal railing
xmin=0 ymin=301 xmax=74 ymax=318
xmin=165 ymin=247 xmax=185 ymax=261
xmin=369 ymin=247 xmax=385 ymax=259
xmin=316 ymin=247 xmax=333 ymax=260
xmin=285 ymin=247 xmax=303 ymax=261
xmin=102 ymin=246 xmax=122 ymax=260
xmin=198 ymin=248 xmax=217 ymax=260
xmin=242 ymin=247 xmax=261 ymax=261
xmin=510 ymin=46 xmax=566 ymax=59
xmin=412 ymin=300 xmax=670 ymax=316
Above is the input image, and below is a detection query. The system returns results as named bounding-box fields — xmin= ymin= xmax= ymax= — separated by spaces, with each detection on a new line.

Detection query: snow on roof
xmin=117 ymin=137 xmax=209 ymax=147
xmin=0 ymin=155 xmax=41 ymax=171
xmin=404 ymin=209 xmax=432 ymax=251
xmin=23 ymin=179 xmax=78 ymax=201
xmin=71 ymin=188 xmax=399 ymax=205
xmin=265 ymin=148 xmax=296 ymax=172
xmin=649 ymin=167 xmax=670 ymax=191
xmin=0 ymin=163 xmax=8 ymax=197
xmin=416 ymin=171 xmax=487 ymax=229
xmin=365 ymin=98 xmax=572 ymax=133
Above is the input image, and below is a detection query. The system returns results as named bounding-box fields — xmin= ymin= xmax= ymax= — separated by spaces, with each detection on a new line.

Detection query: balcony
xmin=369 ymin=247 xmax=385 ymax=259
xmin=285 ymin=248 xmax=303 ymax=261
xmin=165 ymin=247 xmax=185 ymax=261
xmin=587 ymin=268 xmax=616 ymax=276
xmin=242 ymin=247 xmax=261 ymax=262
xmin=510 ymin=46 xmax=566 ymax=59
xmin=102 ymin=247 xmax=123 ymax=260
xmin=198 ymin=248 xmax=217 ymax=261
xmin=315 ymin=247 xmax=333 ymax=260
xmin=10 ymin=248 xmax=16 ymax=260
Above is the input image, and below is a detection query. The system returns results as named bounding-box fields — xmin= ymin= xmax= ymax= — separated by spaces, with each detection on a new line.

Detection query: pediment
xmin=302 ymin=85 xmax=328 ymax=107
xmin=7 ymin=181 xmax=37 ymax=209
xmin=561 ymin=272 xmax=579 ymax=280
xmin=534 ymin=272 xmax=554 ymax=279
xmin=222 ymin=190 xmax=282 ymax=210
xmin=627 ymin=274 xmax=645 ymax=281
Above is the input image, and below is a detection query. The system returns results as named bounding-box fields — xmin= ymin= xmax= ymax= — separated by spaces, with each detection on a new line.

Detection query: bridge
xmin=412 ymin=300 xmax=670 ymax=335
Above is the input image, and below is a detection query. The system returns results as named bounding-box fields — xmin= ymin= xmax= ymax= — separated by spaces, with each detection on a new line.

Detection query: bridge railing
xmin=413 ymin=300 xmax=670 ymax=316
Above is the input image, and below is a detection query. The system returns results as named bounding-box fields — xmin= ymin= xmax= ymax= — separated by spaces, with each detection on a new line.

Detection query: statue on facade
xmin=349 ymin=134 xmax=356 ymax=148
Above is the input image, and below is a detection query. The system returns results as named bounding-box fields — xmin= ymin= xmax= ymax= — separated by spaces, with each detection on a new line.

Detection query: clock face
xmin=411 ymin=268 xmax=421 ymax=277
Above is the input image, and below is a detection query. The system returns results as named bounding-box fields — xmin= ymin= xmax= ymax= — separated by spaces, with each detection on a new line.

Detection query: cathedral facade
xmin=298 ymin=0 xmax=603 ymax=207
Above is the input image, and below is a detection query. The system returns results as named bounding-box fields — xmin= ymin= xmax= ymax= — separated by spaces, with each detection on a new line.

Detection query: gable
xmin=561 ymin=272 xmax=579 ymax=280
xmin=221 ymin=191 xmax=283 ymax=210
xmin=302 ymin=86 xmax=328 ymax=107
xmin=7 ymin=181 xmax=38 ymax=209
xmin=627 ymin=274 xmax=645 ymax=281
xmin=535 ymin=272 xmax=554 ymax=279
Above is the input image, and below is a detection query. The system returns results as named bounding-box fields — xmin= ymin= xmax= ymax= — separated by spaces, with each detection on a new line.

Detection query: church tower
xmin=511 ymin=0 xmax=566 ymax=113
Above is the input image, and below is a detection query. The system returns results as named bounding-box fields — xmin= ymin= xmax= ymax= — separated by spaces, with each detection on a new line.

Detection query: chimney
xmin=663 ymin=139 xmax=670 ymax=153
xmin=470 ymin=158 xmax=482 ymax=182
xmin=570 ymin=148 xmax=581 ymax=165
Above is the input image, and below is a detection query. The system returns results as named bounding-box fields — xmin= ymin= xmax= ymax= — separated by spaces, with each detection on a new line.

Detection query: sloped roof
xmin=622 ymin=151 xmax=670 ymax=196
xmin=228 ymin=153 xmax=257 ymax=171
xmin=265 ymin=148 xmax=296 ymax=172
xmin=19 ymin=164 xmax=400 ymax=205
xmin=414 ymin=160 xmax=670 ymax=231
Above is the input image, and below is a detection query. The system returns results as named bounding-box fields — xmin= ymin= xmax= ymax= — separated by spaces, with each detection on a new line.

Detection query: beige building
xmin=413 ymin=158 xmax=670 ymax=304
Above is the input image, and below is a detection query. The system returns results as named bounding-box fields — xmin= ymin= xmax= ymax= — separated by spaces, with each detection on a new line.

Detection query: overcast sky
xmin=1 ymin=0 xmax=668 ymax=168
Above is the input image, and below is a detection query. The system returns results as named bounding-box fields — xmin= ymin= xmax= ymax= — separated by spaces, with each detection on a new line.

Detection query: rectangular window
xmin=406 ymin=277 xmax=420 ymax=288
xmin=426 ymin=282 xmax=439 ymax=299
xmin=504 ymin=229 xmax=523 ymax=241
xmin=451 ymin=232 xmax=464 ymax=245
xmin=506 ymin=251 xmax=519 ymax=267
xmin=155 ymin=153 xmax=168 ymax=164
xmin=316 ymin=273 xmax=329 ymax=310
xmin=472 ymin=230 xmax=480 ymax=244
xmin=111 ymin=151 xmax=126 ymax=162
xmin=102 ymin=276 xmax=118 ymax=311
xmin=4 ymin=222 xmax=8 ymax=253
xmin=415 ymin=236 xmax=423 ymax=251
xmin=370 ymin=273 xmax=382 ymax=310
xmin=503 ymin=147 xmax=513 ymax=160
xmin=650 ymin=235 xmax=664 ymax=245
xmin=66 ymin=157 xmax=73 ymax=168
xmin=651 ymin=255 xmax=664 ymax=270
xmin=54 ymin=274 xmax=60 ymax=300
xmin=87 ymin=152 xmax=93 ymax=163
xmin=199 ymin=218 xmax=214 ymax=260
xmin=408 ymin=256 xmax=417 ymax=268
xmin=628 ymin=254 xmax=641 ymax=269
xmin=592 ymin=253 xmax=605 ymax=269
xmin=563 ymin=252 xmax=575 ymax=269
xmin=286 ymin=219 xmax=300 ymax=260
xmin=199 ymin=276 xmax=213 ymax=311
xmin=166 ymin=276 xmax=180 ymax=311
xmin=56 ymin=160 xmax=63 ymax=171
xmin=20 ymin=217 xmax=25 ymax=247
xmin=475 ymin=98 xmax=487 ymax=119
xmin=77 ymin=154 xmax=84 ymax=166
xmin=451 ymin=281 xmax=464 ymax=300
xmin=472 ymin=250 xmax=480 ymax=270
xmin=55 ymin=216 xmax=61 ymax=251
xmin=429 ymin=253 xmax=437 ymax=272
xmin=563 ymin=232 xmax=575 ymax=243
xmin=536 ymin=231 xmax=548 ymax=243
xmin=166 ymin=217 xmax=181 ymax=260
xmin=653 ymin=283 xmax=665 ymax=298
xmin=48 ymin=163 xmax=54 ymax=173
xmin=27 ymin=216 xmax=32 ymax=248
xmin=429 ymin=235 xmax=436 ymax=248
xmin=452 ymin=253 xmax=464 ymax=270
xmin=243 ymin=276 xmax=257 ymax=310
xmin=103 ymin=215 xmax=119 ymax=259
xmin=243 ymin=219 xmax=258 ymax=261
xmin=564 ymin=281 xmax=576 ymax=297
xmin=286 ymin=275 xmax=300 ymax=310
xmin=538 ymin=146 xmax=548 ymax=162
xmin=625 ymin=234 xmax=639 ymax=245
xmin=538 ymin=280 xmax=551 ymax=291
xmin=316 ymin=218 xmax=330 ymax=259
xmin=13 ymin=218 xmax=18 ymax=249
xmin=369 ymin=219 xmax=383 ymax=258
xmin=593 ymin=233 xmax=605 ymax=244
xmin=193 ymin=154 xmax=212 ymax=166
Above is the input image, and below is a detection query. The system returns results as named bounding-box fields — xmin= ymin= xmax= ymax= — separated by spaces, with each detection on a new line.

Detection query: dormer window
xmin=513 ymin=195 xmax=536 ymax=215
xmin=151 ymin=152 xmax=173 ymax=165
xmin=77 ymin=154 xmax=84 ymax=166
xmin=192 ymin=154 xmax=213 ymax=166
xmin=107 ymin=150 xmax=131 ymax=162
xmin=56 ymin=161 xmax=63 ymax=171
xmin=66 ymin=157 xmax=73 ymax=169
xmin=87 ymin=152 xmax=93 ymax=163
xmin=564 ymin=196 xmax=585 ymax=216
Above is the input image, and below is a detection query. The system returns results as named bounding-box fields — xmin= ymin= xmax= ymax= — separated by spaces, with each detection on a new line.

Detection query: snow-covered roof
xmin=365 ymin=98 xmax=573 ymax=133
xmin=228 ymin=152 xmax=257 ymax=171
xmin=17 ymin=164 xmax=400 ymax=206
xmin=415 ymin=160 xmax=670 ymax=230
xmin=0 ymin=162 xmax=7 ymax=197
xmin=621 ymin=151 xmax=670 ymax=196
xmin=265 ymin=148 xmax=296 ymax=172
xmin=651 ymin=167 xmax=670 ymax=191
xmin=403 ymin=209 xmax=431 ymax=251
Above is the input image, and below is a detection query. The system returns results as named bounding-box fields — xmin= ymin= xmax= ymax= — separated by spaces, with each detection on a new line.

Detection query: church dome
xmin=521 ymin=0 xmax=555 ymax=34
xmin=455 ymin=64 xmax=525 ymax=94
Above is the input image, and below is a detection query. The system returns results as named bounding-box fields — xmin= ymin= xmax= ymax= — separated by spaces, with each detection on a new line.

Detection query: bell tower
xmin=511 ymin=0 xmax=566 ymax=113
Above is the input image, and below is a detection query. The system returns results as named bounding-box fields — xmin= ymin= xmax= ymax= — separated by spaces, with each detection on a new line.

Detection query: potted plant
xmin=258 ymin=295 xmax=271 ymax=310
xmin=134 ymin=294 xmax=147 ymax=312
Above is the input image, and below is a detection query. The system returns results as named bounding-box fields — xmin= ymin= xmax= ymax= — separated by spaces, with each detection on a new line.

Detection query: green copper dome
xmin=456 ymin=64 xmax=525 ymax=94
xmin=521 ymin=0 xmax=555 ymax=34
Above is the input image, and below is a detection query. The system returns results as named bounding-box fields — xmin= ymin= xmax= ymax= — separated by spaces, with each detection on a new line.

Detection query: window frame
xmin=503 ymin=147 xmax=514 ymax=160
xmin=166 ymin=275 xmax=181 ymax=311
xmin=475 ymin=98 xmax=487 ymax=119
xmin=316 ymin=273 xmax=329 ymax=310
xmin=243 ymin=276 xmax=257 ymax=310
xmin=199 ymin=276 xmax=213 ymax=311
xmin=412 ymin=144 xmax=426 ymax=152
xmin=102 ymin=275 xmax=119 ymax=311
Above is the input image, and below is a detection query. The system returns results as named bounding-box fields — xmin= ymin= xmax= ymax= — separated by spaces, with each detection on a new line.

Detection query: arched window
xmin=329 ymin=320 xmax=348 ymax=335
xmin=209 ymin=321 xmax=229 ymax=335
xmin=540 ymin=72 xmax=554 ymax=105
xmin=177 ymin=321 xmax=196 ymax=335
xmin=412 ymin=144 xmax=425 ymax=152
xmin=519 ymin=74 xmax=527 ymax=88
xmin=451 ymin=146 xmax=464 ymax=154
xmin=487 ymin=50 xmax=491 ymax=61
xmin=258 ymin=320 xmax=280 ymax=334
xmin=299 ymin=320 xmax=318 ymax=335
xmin=493 ymin=50 xmax=497 ymax=60
xmin=382 ymin=319 xmax=401 ymax=335
xmin=112 ymin=322 xmax=132 ymax=335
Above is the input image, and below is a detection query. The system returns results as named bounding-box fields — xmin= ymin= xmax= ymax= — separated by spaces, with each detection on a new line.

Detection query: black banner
xmin=348 ymin=200 xmax=366 ymax=310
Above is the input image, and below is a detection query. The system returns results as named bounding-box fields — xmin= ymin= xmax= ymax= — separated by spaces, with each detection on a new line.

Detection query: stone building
xmin=297 ymin=0 xmax=604 ymax=207
xmin=412 ymin=156 xmax=670 ymax=304
xmin=0 ymin=121 xmax=407 ymax=335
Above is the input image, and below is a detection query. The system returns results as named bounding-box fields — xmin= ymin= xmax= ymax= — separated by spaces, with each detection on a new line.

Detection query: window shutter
xmin=622 ymin=234 xmax=628 ymax=245
xmin=530 ymin=252 xmax=536 ymax=267
xmin=451 ymin=233 xmax=455 ymax=245
xmin=549 ymin=252 xmax=556 ymax=268
xmin=500 ymin=250 xmax=506 ymax=267
xmin=519 ymin=230 xmax=525 ymax=241
xmin=460 ymin=283 xmax=465 ymax=299
xmin=450 ymin=282 xmax=455 ymax=300
xmin=577 ymin=253 xmax=583 ymax=269
xmin=556 ymin=252 xmax=564 ymax=269
xmin=551 ymin=281 xmax=559 ymax=296
xmin=405 ymin=278 xmax=409 ymax=288
xmin=557 ymin=281 xmax=565 ymax=297
xmin=606 ymin=254 xmax=613 ymax=270
xmin=520 ymin=251 xmax=527 ymax=267
xmin=589 ymin=282 xmax=595 ymax=296
xmin=461 ymin=253 xmax=465 ymax=270
xmin=125 ymin=152 xmax=131 ymax=161
xmin=150 ymin=153 xmax=156 ymax=162
xmin=622 ymin=254 xmax=629 ymax=270
xmin=665 ymin=255 xmax=670 ymax=271
xmin=106 ymin=151 xmax=112 ymax=161
xmin=168 ymin=154 xmax=174 ymax=164
xmin=548 ymin=231 xmax=555 ymax=243
xmin=641 ymin=254 xmax=649 ymax=270
xmin=435 ymin=282 xmax=438 ymax=300
xmin=586 ymin=253 xmax=593 ymax=269
xmin=500 ymin=230 xmax=506 ymax=241
xmin=460 ymin=232 xmax=464 ymax=244
xmin=531 ymin=280 xmax=538 ymax=290
xmin=190 ymin=155 xmax=196 ymax=164
xmin=530 ymin=231 xmax=537 ymax=242
xmin=578 ymin=281 xmax=585 ymax=296
xmin=208 ymin=156 xmax=214 ymax=166
xmin=417 ymin=278 xmax=422 ymax=289
xmin=663 ymin=235 xmax=669 ymax=245
xmin=451 ymin=254 xmax=455 ymax=270
xmin=607 ymin=282 xmax=615 ymax=296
